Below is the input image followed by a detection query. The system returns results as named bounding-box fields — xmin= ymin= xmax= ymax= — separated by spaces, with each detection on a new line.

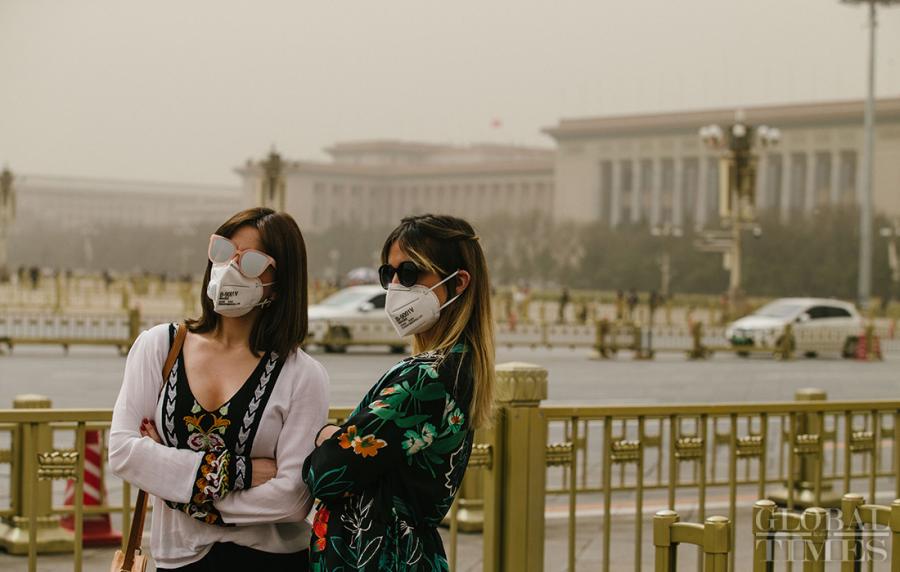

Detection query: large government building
xmin=13 ymin=175 xmax=242 ymax=231
xmin=237 ymin=141 xmax=554 ymax=233
xmin=239 ymin=97 xmax=900 ymax=233
xmin=545 ymin=97 xmax=900 ymax=228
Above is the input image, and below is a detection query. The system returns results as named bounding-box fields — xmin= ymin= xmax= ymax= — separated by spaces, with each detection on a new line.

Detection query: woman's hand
xmin=140 ymin=418 xmax=162 ymax=444
xmin=316 ymin=424 xmax=341 ymax=447
xmin=251 ymin=459 xmax=277 ymax=487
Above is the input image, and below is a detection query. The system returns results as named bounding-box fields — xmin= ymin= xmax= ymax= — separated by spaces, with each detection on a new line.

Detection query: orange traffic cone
xmin=855 ymin=330 xmax=869 ymax=361
xmin=61 ymin=430 xmax=122 ymax=546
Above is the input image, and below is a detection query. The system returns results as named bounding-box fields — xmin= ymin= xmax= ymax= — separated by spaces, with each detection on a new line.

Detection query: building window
xmin=839 ymin=150 xmax=858 ymax=204
xmin=619 ymin=161 xmax=633 ymax=224
xmin=660 ymin=158 xmax=675 ymax=224
xmin=814 ymin=152 xmax=831 ymax=206
xmin=681 ymin=158 xmax=699 ymax=224
xmin=789 ymin=153 xmax=807 ymax=212
xmin=640 ymin=160 xmax=653 ymax=223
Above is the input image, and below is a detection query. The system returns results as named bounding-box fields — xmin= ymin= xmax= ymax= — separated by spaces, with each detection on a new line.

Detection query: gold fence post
xmin=653 ymin=510 xmax=678 ymax=572
xmin=452 ymin=427 xmax=487 ymax=533
xmin=483 ymin=362 xmax=547 ymax=572
xmin=752 ymin=500 xmax=776 ymax=572
xmin=590 ymin=319 xmax=610 ymax=360
xmin=890 ymin=499 xmax=900 ymax=571
xmin=802 ymin=507 xmax=828 ymax=572
xmin=127 ymin=308 xmax=141 ymax=348
xmin=840 ymin=493 xmax=864 ymax=572
xmin=0 ymin=395 xmax=74 ymax=554
xmin=770 ymin=388 xmax=840 ymax=509
xmin=702 ymin=515 xmax=731 ymax=572
xmin=777 ymin=324 xmax=795 ymax=360
xmin=687 ymin=322 xmax=709 ymax=360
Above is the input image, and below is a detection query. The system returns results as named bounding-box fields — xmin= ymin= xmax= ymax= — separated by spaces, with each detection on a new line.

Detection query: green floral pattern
xmin=302 ymin=344 xmax=473 ymax=571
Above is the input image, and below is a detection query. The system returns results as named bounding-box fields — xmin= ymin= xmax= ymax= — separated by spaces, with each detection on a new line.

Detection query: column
xmin=631 ymin=159 xmax=642 ymax=224
xmin=651 ymin=158 xmax=662 ymax=227
xmin=482 ymin=363 xmax=547 ymax=572
xmin=673 ymin=157 xmax=684 ymax=228
xmin=780 ymin=152 xmax=792 ymax=224
xmin=696 ymin=155 xmax=709 ymax=228
xmin=805 ymin=151 xmax=816 ymax=213
xmin=830 ymin=149 xmax=842 ymax=204
xmin=610 ymin=160 xmax=622 ymax=228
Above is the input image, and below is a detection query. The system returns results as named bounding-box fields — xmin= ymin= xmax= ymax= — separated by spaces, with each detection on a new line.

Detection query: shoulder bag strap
xmin=121 ymin=322 xmax=186 ymax=570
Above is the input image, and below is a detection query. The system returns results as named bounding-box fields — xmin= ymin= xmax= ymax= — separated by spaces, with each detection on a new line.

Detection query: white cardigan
xmin=108 ymin=324 xmax=329 ymax=568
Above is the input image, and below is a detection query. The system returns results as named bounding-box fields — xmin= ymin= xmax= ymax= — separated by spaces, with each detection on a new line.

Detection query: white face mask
xmin=206 ymin=262 xmax=275 ymax=318
xmin=385 ymin=270 xmax=462 ymax=337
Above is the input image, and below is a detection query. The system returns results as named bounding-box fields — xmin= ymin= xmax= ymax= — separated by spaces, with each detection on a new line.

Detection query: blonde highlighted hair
xmin=381 ymin=214 xmax=495 ymax=429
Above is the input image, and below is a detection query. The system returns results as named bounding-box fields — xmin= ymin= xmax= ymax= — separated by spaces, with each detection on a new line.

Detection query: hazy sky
xmin=2 ymin=0 xmax=899 ymax=185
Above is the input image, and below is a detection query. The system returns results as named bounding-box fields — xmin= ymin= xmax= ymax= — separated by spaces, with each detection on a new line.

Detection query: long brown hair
xmin=188 ymin=208 xmax=308 ymax=357
xmin=381 ymin=214 xmax=495 ymax=429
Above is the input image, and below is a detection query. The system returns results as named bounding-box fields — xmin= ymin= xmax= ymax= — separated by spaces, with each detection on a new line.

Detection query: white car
xmin=307 ymin=285 xmax=407 ymax=353
xmin=726 ymin=297 xmax=863 ymax=357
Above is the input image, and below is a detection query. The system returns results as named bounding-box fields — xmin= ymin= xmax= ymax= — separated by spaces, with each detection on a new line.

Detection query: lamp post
xmin=0 ymin=167 xmax=16 ymax=281
xmin=839 ymin=0 xmax=900 ymax=310
xmin=650 ymin=222 xmax=683 ymax=299
xmin=699 ymin=114 xmax=780 ymax=311
xmin=259 ymin=148 xmax=286 ymax=212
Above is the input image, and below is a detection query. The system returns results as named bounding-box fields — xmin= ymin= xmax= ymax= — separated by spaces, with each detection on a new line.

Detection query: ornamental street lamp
xmin=699 ymin=113 xmax=780 ymax=311
xmin=839 ymin=0 xmax=900 ymax=310
xmin=650 ymin=222 xmax=683 ymax=299
xmin=259 ymin=148 xmax=286 ymax=212
xmin=0 ymin=167 xmax=16 ymax=281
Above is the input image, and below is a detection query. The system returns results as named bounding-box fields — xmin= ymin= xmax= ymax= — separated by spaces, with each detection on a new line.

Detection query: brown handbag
xmin=111 ymin=323 xmax=187 ymax=572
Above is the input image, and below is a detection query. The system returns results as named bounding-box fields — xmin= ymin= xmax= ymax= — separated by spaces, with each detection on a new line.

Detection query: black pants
xmin=157 ymin=543 xmax=309 ymax=571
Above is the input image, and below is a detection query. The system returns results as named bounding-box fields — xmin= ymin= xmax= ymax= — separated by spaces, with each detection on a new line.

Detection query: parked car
xmin=725 ymin=297 xmax=863 ymax=357
xmin=307 ymin=285 xmax=407 ymax=353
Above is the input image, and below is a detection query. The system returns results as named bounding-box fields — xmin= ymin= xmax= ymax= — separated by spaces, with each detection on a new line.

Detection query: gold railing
xmin=3 ymin=383 xmax=900 ymax=571
xmin=536 ymin=398 xmax=900 ymax=572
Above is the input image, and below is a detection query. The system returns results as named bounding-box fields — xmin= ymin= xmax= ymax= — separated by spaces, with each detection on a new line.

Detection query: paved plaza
xmin=0 ymin=344 xmax=898 ymax=570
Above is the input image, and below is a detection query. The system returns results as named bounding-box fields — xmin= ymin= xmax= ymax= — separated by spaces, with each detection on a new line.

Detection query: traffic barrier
xmin=855 ymin=325 xmax=884 ymax=361
xmin=59 ymin=430 xmax=120 ymax=546
xmin=653 ymin=511 xmax=730 ymax=572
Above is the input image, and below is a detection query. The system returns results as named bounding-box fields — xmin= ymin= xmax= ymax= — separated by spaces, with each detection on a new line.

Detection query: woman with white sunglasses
xmin=109 ymin=207 xmax=328 ymax=571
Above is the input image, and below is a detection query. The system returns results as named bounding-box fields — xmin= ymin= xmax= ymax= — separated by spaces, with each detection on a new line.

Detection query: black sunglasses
xmin=378 ymin=261 xmax=421 ymax=289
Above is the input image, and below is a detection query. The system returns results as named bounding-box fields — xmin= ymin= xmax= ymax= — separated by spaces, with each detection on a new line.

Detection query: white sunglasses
xmin=207 ymin=234 xmax=276 ymax=279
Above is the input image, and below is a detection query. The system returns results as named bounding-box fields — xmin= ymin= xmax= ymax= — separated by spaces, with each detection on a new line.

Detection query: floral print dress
xmin=302 ymin=343 xmax=474 ymax=571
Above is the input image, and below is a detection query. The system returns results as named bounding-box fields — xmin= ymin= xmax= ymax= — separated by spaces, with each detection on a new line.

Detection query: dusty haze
xmin=1 ymin=0 xmax=899 ymax=185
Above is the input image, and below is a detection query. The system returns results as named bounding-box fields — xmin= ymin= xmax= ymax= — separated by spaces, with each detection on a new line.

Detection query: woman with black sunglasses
xmin=109 ymin=208 xmax=328 ymax=571
xmin=302 ymin=214 xmax=495 ymax=571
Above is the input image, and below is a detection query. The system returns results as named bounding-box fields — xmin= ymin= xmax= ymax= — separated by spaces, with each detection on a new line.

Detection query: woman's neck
xmin=212 ymin=312 xmax=257 ymax=350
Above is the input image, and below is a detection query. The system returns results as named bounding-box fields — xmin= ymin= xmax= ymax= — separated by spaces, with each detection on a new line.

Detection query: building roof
xmin=247 ymin=159 xmax=554 ymax=179
xmin=237 ymin=140 xmax=554 ymax=178
xmin=324 ymin=140 xmax=447 ymax=156
xmin=543 ymin=97 xmax=900 ymax=139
